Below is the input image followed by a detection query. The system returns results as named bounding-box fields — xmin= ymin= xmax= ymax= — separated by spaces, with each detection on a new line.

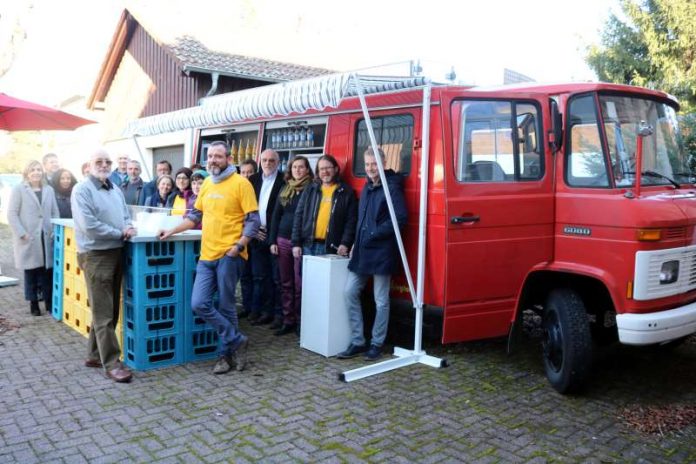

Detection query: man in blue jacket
xmin=338 ymin=147 xmax=408 ymax=361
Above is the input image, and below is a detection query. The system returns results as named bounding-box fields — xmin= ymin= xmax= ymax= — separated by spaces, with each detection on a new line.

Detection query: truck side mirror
xmin=548 ymin=100 xmax=563 ymax=153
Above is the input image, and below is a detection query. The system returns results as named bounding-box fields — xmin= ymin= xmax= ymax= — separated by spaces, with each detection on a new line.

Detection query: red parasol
xmin=0 ymin=92 xmax=95 ymax=131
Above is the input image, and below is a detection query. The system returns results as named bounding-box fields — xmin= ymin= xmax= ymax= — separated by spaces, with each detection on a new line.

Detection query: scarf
xmin=279 ymin=175 xmax=312 ymax=207
xmin=211 ymin=164 xmax=236 ymax=184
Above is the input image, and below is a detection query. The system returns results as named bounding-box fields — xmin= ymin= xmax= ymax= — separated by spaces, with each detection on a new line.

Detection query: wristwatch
xmin=235 ymin=242 xmax=245 ymax=253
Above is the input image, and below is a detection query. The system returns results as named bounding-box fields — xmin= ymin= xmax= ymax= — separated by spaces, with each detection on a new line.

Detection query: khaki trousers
xmin=78 ymin=248 xmax=123 ymax=370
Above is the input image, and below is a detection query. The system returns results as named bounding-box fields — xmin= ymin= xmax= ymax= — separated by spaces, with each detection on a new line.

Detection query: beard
xmin=207 ymin=161 xmax=226 ymax=176
xmin=92 ymin=169 xmax=110 ymax=181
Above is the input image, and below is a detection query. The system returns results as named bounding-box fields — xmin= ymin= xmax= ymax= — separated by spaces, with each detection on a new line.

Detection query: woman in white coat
xmin=7 ymin=160 xmax=60 ymax=315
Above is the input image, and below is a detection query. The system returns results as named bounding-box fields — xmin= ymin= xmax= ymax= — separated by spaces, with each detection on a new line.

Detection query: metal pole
xmin=414 ymin=83 xmax=432 ymax=354
xmin=341 ymin=74 xmax=444 ymax=383
xmin=131 ymin=135 xmax=150 ymax=180
xmin=351 ymin=73 xmax=417 ymax=307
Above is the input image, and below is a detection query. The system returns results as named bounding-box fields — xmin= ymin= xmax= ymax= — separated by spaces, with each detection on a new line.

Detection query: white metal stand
xmin=340 ymin=76 xmax=445 ymax=382
xmin=339 ymin=347 xmax=448 ymax=382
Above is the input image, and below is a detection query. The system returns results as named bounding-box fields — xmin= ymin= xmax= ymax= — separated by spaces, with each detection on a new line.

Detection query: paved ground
xmin=1 ymin=223 xmax=695 ymax=463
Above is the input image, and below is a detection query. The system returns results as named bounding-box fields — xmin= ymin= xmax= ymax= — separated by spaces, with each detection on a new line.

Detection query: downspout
xmin=206 ymin=72 xmax=220 ymax=98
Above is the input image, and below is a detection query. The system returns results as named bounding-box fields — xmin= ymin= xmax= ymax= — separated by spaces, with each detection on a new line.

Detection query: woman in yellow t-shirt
xmin=167 ymin=167 xmax=193 ymax=215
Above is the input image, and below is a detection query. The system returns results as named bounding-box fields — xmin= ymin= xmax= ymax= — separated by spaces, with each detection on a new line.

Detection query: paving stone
xmin=0 ymin=224 xmax=695 ymax=462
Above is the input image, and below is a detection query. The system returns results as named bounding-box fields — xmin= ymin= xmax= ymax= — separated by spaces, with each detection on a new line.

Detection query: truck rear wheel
xmin=542 ymin=289 xmax=592 ymax=393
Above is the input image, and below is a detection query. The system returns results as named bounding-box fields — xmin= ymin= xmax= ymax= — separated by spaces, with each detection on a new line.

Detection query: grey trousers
xmin=78 ymin=248 xmax=123 ymax=370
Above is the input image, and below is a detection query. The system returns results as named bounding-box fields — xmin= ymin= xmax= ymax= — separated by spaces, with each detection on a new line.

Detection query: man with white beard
xmin=160 ymin=141 xmax=260 ymax=374
xmin=72 ymin=148 xmax=136 ymax=383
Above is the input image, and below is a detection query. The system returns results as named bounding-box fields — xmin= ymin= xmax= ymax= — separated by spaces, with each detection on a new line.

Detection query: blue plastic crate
xmin=125 ymin=241 xmax=184 ymax=273
xmin=123 ymin=299 xmax=182 ymax=335
xmin=125 ymin=270 xmax=182 ymax=304
xmin=124 ymin=329 xmax=183 ymax=371
xmin=52 ymin=264 xmax=63 ymax=320
xmin=184 ymin=327 xmax=221 ymax=363
xmin=51 ymin=284 xmax=62 ymax=321
xmin=183 ymin=293 xmax=220 ymax=332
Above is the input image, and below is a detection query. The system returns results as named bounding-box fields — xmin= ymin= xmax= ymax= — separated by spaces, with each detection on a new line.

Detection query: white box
xmin=300 ymin=255 xmax=351 ymax=357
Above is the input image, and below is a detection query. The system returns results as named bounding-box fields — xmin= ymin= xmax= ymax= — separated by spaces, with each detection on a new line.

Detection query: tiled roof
xmin=166 ymin=36 xmax=333 ymax=82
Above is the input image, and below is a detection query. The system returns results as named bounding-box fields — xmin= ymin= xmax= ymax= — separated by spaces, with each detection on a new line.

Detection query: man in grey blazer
xmin=72 ymin=149 xmax=136 ymax=383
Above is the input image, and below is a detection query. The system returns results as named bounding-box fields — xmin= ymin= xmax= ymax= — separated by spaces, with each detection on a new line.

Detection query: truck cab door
xmin=440 ymin=91 xmax=555 ymax=343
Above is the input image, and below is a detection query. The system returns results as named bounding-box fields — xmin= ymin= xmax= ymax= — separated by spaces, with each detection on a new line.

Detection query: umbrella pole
xmin=340 ymin=76 xmax=445 ymax=383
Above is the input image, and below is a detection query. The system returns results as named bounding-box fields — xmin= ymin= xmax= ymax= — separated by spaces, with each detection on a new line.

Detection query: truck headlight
xmin=659 ymin=260 xmax=679 ymax=285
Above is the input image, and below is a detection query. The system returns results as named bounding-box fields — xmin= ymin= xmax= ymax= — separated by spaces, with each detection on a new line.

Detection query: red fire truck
xmin=128 ymin=75 xmax=696 ymax=392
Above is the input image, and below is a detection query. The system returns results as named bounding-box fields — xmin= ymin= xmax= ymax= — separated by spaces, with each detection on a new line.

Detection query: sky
xmin=0 ymin=0 xmax=619 ymax=107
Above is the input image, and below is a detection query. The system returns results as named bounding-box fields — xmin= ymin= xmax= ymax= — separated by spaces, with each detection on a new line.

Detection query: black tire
xmin=542 ymin=289 xmax=593 ymax=393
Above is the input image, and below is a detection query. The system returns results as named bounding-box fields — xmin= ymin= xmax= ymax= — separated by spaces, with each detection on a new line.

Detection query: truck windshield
xmin=600 ymin=95 xmax=686 ymax=187
xmin=567 ymin=93 xmax=688 ymax=188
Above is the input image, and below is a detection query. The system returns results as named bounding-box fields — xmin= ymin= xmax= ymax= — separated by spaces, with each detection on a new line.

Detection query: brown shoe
xmin=84 ymin=358 xmax=102 ymax=368
xmin=105 ymin=362 xmax=133 ymax=383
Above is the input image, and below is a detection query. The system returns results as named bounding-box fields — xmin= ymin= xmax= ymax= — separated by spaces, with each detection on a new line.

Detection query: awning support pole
xmin=341 ymin=75 xmax=444 ymax=383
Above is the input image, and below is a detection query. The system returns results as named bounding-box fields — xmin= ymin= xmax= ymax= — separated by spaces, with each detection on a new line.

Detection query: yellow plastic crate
xmin=74 ymin=276 xmax=90 ymax=311
xmin=64 ymin=251 xmax=79 ymax=278
xmin=64 ymin=227 xmax=76 ymax=252
xmin=63 ymin=275 xmax=75 ymax=302
xmin=62 ymin=297 xmax=78 ymax=331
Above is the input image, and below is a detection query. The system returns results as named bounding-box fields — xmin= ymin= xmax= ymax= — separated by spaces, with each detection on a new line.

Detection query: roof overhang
xmin=87 ymin=10 xmax=136 ymax=109
xmin=181 ymin=65 xmax=284 ymax=84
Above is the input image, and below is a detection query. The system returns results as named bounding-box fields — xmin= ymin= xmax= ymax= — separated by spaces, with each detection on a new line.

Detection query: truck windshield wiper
xmin=642 ymin=170 xmax=681 ymax=189
xmin=623 ymin=171 xmax=681 ymax=189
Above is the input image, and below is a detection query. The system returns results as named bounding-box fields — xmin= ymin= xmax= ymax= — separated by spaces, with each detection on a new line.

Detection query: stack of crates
xmin=183 ymin=240 xmax=222 ymax=363
xmin=52 ymin=222 xmax=123 ymax=351
xmin=61 ymin=227 xmax=90 ymax=335
xmin=123 ymin=240 xmax=186 ymax=370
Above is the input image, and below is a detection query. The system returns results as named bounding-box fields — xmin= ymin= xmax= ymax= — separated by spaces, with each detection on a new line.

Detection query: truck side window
xmin=453 ymin=100 xmax=543 ymax=182
xmin=566 ymin=95 xmax=610 ymax=187
xmin=353 ymin=114 xmax=413 ymax=176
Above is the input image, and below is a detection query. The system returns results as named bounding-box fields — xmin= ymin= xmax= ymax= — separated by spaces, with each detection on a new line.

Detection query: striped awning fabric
xmin=123 ymin=73 xmax=427 ymax=137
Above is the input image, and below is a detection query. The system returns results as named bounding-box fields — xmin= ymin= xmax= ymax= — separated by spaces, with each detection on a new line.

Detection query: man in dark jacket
xmin=247 ymin=149 xmax=285 ymax=327
xmin=291 ymin=154 xmax=357 ymax=257
xmin=120 ymin=160 xmax=145 ymax=206
xmin=337 ymin=148 xmax=407 ymax=361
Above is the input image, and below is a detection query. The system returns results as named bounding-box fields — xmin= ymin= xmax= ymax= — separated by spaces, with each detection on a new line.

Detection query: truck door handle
xmin=451 ymin=215 xmax=479 ymax=224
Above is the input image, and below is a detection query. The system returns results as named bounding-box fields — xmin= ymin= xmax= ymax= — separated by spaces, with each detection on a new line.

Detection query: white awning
xmin=123 ymin=73 xmax=428 ymax=137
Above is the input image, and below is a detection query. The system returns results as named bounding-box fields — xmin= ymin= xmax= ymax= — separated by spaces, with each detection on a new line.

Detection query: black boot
xmin=44 ymin=299 xmax=52 ymax=316
xmin=30 ymin=300 xmax=40 ymax=316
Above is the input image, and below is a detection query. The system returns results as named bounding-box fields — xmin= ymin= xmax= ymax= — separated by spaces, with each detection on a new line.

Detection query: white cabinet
xmin=300 ymin=255 xmax=351 ymax=357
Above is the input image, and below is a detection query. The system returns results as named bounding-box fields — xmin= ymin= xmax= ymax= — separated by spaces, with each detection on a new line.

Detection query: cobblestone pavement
xmin=1 ymin=224 xmax=695 ymax=463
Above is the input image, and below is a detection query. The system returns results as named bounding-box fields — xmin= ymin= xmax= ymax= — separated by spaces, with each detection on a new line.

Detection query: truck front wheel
xmin=542 ymin=289 xmax=593 ymax=393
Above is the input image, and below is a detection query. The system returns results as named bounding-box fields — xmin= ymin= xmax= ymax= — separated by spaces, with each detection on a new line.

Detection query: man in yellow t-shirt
xmin=160 ymin=141 xmax=260 ymax=375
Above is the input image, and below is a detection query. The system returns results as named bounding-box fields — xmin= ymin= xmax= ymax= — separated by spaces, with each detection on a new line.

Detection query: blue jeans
xmin=344 ymin=272 xmax=391 ymax=347
xmin=191 ymin=255 xmax=246 ymax=356
xmin=302 ymin=242 xmax=326 ymax=257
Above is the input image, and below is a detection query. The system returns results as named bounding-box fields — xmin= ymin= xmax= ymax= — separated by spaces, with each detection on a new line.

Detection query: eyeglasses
xmin=94 ymin=159 xmax=113 ymax=166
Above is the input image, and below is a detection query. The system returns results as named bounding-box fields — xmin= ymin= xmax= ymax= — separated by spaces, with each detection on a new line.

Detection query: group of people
xmin=161 ymin=142 xmax=407 ymax=375
xmin=7 ymin=142 xmax=407 ymax=383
